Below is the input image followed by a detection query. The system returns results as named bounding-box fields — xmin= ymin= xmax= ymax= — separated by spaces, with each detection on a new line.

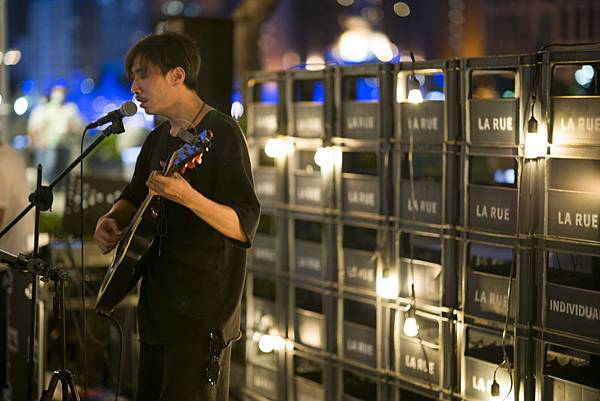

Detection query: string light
xmin=264 ymin=137 xmax=292 ymax=159
xmin=407 ymin=77 xmax=424 ymax=104
xmin=524 ymin=74 xmax=546 ymax=158
xmin=407 ymin=51 xmax=423 ymax=104
xmin=258 ymin=334 xmax=287 ymax=353
xmin=403 ymin=305 xmax=419 ymax=337
xmin=314 ymin=146 xmax=335 ymax=169
xmin=376 ymin=268 xmax=399 ymax=299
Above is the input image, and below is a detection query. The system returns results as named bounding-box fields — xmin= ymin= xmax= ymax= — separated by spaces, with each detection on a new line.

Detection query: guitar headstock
xmin=167 ymin=129 xmax=213 ymax=175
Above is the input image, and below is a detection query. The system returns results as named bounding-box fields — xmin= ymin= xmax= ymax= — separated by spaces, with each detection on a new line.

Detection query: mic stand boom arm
xmin=0 ymin=119 xmax=126 ymax=238
xmin=0 ymin=118 xmax=126 ymax=401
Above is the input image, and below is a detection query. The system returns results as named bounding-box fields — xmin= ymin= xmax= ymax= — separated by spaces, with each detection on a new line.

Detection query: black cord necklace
xmin=190 ymin=100 xmax=207 ymax=128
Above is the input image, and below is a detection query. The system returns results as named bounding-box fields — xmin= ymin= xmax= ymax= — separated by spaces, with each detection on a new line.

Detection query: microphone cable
xmin=97 ymin=311 xmax=125 ymax=401
xmin=79 ymin=127 xmax=90 ymax=400
xmin=80 ymin=128 xmax=127 ymax=401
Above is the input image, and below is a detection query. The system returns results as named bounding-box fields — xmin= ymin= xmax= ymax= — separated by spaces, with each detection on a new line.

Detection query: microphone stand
xmin=0 ymin=118 xmax=126 ymax=401
xmin=0 ymin=249 xmax=77 ymax=401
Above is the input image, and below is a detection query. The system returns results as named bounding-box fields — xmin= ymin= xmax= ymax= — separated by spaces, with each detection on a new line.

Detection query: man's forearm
xmin=104 ymin=199 xmax=137 ymax=229
xmin=182 ymin=190 xmax=247 ymax=243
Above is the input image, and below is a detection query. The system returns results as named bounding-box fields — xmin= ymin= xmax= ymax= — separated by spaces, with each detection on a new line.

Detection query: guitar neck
xmin=127 ymin=162 xmax=176 ymax=231
xmin=127 ymin=192 xmax=155 ymax=231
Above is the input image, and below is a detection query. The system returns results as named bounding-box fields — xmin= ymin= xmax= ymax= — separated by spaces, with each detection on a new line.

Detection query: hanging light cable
xmin=407 ymin=51 xmax=423 ymax=104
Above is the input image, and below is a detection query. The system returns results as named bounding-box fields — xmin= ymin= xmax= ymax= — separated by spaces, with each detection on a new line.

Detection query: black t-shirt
xmin=119 ymin=109 xmax=260 ymax=344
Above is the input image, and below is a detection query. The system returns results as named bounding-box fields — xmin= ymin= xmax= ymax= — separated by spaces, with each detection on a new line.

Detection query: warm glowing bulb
xmin=314 ymin=146 xmax=334 ymax=169
xmin=403 ymin=316 xmax=418 ymax=337
xmin=407 ymin=88 xmax=423 ymax=104
xmin=524 ymin=131 xmax=545 ymax=159
xmin=377 ymin=274 xmax=399 ymax=300
xmin=258 ymin=334 xmax=286 ymax=353
xmin=265 ymin=138 xmax=287 ymax=158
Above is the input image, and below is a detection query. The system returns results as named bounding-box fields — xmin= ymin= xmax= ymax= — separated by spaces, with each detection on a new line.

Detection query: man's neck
xmin=165 ymin=91 xmax=210 ymax=136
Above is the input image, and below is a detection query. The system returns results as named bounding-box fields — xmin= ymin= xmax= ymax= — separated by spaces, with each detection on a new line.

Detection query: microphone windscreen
xmin=120 ymin=101 xmax=138 ymax=117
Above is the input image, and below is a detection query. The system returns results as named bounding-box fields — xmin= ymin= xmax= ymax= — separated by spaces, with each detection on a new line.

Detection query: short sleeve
xmin=214 ymin=150 xmax=260 ymax=248
xmin=117 ymin=132 xmax=154 ymax=207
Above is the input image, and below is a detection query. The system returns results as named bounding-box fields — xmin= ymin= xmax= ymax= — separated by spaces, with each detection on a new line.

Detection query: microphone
xmin=86 ymin=101 xmax=137 ymax=129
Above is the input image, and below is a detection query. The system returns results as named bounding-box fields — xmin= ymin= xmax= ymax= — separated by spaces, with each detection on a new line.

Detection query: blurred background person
xmin=27 ymin=84 xmax=84 ymax=182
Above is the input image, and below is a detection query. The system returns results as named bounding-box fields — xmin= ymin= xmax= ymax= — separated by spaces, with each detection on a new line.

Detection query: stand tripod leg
xmin=38 ymin=369 xmax=81 ymax=401
xmin=65 ymin=370 xmax=81 ymax=401
xmin=39 ymin=371 xmax=59 ymax=401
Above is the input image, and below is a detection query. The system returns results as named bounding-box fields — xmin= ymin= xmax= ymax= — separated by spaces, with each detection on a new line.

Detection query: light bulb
xmin=377 ymin=272 xmax=399 ymax=300
xmin=407 ymin=89 xmax=423 ymax=104
xmin=258 ymin=334 xmax=286 ymax=353
xmin=407 ymin=77 xmax=423 ymax=104
xmin=403 ymin=316 xmax=418 ymax=337
xmin=314 ymin=146 xmax=334 ymax=169
xmin=524 ymin=129 xmax=546 ymax=159
xmin=265 ymin=137 xmax=289 ymax=158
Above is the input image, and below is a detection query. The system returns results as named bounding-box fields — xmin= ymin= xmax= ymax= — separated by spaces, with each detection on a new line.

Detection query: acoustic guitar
xmin=95 ymin=129 xmax=213 ymax=314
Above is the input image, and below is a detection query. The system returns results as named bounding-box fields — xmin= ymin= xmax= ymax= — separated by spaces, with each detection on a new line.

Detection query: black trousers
xmin=136 ymin=334 xmax=231 ymax=401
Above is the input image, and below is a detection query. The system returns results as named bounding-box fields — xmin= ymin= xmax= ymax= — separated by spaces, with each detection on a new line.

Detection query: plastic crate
xmin=394 ymin=59 xmax=460 ymax=145
xmin=462 ymin=54 xmax=537 ymax=151
xmin=536 ymin=335 xmax=600 ymax=401
xmin=290 ymin=352 xmax=335 ymax=401
xmin=395 ymin=144 xmax=460 ymax=227
xmin=545 ymin=157 xmax=600 ymax=243
xmin=391 ymin=307 xmax=454 ymax=389
xmin=342 ymin=297 xmax=378 ymax=368
xmin=246 ymin=362 xmax=284 ymax=400
xmin=339 ymin=220 xmax=393 ymax=296
xmin=248 ymin=209 xmax=287 ymax=275
xmin=288 ymin=145 xmax=335 ymax=210
xmin=289 ymin=213 xmax=336 ymax=284
xmin=341 ymin=365 xmax=388 ymax=401
xmin=462 ymin=153 xmax=524 ymax=236
xmin=291 ymin=283 xmax=337 ymax=353
xmin=285 ymin=69 xmax=333 ymax=140
xmin=251 ymin=139 xmax=288 ymax=206
xmin=246 ymin=272 xmax=287 ymax=368
xmin=461 ymin=237 xmax=521 ymax=324
xmin=396 ymin=228 xmax=459 ymax=309
xmin=247 ymin=71 xmax=286 ymax=139
xmin=337 ymin=145 xmax=393 ymax=219
xmin=333 ymin=64 xmax=393 ymax=143
xmin=543 ymin=50 xmax=600 ymax=149
xmin=461 ymin=325 xmax=516 ymax=401
xmin=540 ymin=242 xmax=600 ymax=341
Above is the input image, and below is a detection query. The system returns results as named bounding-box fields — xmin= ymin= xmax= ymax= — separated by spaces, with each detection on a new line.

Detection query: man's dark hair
xmin=125 ymin=32 xmax=201 ymax=92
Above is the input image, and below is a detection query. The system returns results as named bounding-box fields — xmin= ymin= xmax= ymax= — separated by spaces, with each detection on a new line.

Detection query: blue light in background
xmin=259 ymin=82 xmax=279 ymax=104
xmin=425 ymin=91 xmax=445 ymax=101
xmin=21 ymin=80 xmax=35 ymax=95
xmin=494 ymin=169 xmax=515 ymax=184
xmin=433 ymin=73 xmax=444 ymax=89
xmin=11 ymin=134 xmax=30 ymax=150
xmin=356 ymin=77 xmax=379 ymax=101
xmin=313 ymin=81 xmax=325 ymax=103
xmin=231 ymin=88 xmax=243 ymax=103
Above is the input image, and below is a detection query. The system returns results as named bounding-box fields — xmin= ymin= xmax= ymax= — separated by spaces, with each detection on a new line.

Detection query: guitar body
xmin=95 ymin=129 xmax=213 ymax=314
xmin=95 ymin=206 xmax=157 ymax=314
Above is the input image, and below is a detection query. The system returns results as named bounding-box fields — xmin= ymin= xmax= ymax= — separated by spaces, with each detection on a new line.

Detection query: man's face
xmin=130 ymin=57 xmax=172 ymax=115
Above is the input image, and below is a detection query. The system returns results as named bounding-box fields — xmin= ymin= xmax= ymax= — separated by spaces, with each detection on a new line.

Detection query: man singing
xmin=94 ymin=32 xmax=260 ymax=401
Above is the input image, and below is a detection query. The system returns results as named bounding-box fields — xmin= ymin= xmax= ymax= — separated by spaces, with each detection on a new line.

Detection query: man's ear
xmin=169 ymin=67 xmax=186 ymax=86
